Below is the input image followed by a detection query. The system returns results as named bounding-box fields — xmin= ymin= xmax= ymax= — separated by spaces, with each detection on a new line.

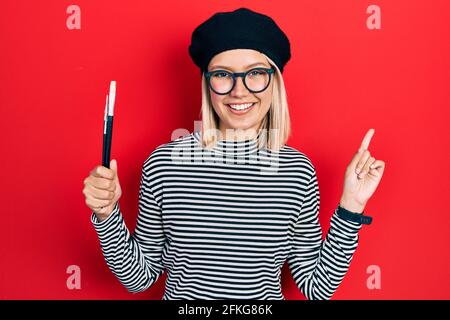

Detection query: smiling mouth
xmin=226 ymin=102 xmax=256 ymax=111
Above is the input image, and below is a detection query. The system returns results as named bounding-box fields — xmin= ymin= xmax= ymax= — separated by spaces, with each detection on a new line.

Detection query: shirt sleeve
xmin=90 ymin=162 xmax=166 ymax=293
xmin=287 ymin=169 xmax=363 ymax=300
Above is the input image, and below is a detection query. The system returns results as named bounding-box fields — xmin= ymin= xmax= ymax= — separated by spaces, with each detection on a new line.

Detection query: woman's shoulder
xmin=143 ymin=131 xmax=195 ymax=168
xmin=280 ymin=144 xmax=316 ymax=177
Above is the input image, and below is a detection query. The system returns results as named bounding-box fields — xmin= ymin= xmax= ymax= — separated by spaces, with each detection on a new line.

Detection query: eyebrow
xmin=209 ymin=62 xmax=270 ymax=71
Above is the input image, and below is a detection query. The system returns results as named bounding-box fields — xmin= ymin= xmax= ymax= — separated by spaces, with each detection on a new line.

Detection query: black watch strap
xmin=337 ymin=205 xmax=373 ymax=225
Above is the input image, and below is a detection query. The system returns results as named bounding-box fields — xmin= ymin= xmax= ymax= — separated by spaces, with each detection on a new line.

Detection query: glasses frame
xmin=204 ymin=66 xmax=275 ymax=95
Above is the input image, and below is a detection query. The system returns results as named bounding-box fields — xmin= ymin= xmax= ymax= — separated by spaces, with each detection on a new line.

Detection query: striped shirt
xmin=91 ymin=131 xmax=363 ymax=300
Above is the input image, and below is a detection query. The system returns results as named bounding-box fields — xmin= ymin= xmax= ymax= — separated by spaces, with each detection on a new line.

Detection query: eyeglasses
xmin=204 ymin=67 xmax=275 ymax=95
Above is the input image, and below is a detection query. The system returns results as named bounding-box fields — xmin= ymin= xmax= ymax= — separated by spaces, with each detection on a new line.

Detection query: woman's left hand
xmin=339 ymin=128 xmax=386 ymax=213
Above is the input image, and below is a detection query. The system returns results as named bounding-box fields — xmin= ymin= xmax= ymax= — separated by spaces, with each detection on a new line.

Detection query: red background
xmin=1 ymin=0 xmax=449 ymax=299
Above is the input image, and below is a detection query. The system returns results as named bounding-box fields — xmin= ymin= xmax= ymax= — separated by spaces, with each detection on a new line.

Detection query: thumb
xmin=110 ymin=159 xmax=118 ymax=177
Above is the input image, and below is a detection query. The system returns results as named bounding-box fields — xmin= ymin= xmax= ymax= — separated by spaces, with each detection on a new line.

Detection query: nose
xmin=230 ymin=76 xmax=249 ymax=97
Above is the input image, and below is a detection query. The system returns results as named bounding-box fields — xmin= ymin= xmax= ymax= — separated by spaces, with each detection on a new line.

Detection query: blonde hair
xmin=198 ymin=53 xmax=291 ymax=152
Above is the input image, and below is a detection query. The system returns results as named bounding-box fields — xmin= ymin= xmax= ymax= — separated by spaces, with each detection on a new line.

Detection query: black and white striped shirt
xmin=91 ymin=131 xmax=363 ymax=300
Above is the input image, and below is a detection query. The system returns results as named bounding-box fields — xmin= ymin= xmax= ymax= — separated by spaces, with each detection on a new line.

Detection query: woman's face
xmin=207 ymin=49 xmax=273 ymax=139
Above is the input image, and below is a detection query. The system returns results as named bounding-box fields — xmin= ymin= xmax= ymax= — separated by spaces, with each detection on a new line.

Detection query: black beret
xmin=188 ymin=7 xmax=291 ymax=74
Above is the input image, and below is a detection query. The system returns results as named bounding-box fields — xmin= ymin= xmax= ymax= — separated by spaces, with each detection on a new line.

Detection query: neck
xmin=219 ymin=124 xmax=261 ymax=142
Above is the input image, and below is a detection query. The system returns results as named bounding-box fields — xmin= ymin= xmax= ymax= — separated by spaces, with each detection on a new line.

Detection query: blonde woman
xmin=82 ymin=7 xmax=385 ymax=300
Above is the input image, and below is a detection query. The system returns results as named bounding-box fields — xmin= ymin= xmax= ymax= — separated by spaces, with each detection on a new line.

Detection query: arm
xmin=287 ymin=170 xmax=362 ymax=300
xmin=91 ymin=163 xmax=165 ymax=293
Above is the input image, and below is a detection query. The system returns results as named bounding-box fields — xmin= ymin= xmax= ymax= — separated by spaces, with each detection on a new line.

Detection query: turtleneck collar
xmin=192 ymin=131 xmax=261 ymax=157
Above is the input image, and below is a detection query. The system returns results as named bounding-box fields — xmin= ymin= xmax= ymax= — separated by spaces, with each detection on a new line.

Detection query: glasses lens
xmin=209 ymin=71 xmax=233 ymax=94
xmin=245 ymin=69 xmax=271 ymax=92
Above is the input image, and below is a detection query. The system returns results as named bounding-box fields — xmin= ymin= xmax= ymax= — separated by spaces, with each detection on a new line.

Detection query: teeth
xmin=228 ymin=103 xmax=254 ymax=110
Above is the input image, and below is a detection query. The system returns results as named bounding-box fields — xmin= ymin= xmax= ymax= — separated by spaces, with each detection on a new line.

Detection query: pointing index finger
xmin=358 ymin=128 xmax=375 ymax=153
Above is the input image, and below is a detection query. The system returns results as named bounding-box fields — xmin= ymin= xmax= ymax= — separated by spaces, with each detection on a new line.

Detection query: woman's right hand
xmin=82 ymin=159 xmax=122 ymax=222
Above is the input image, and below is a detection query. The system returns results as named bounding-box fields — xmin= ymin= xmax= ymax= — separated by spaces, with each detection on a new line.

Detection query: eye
xmin=248 ymin=69 xmax=266 ymax=76
xmin=212 ymin=71 xmax=231 ymax=78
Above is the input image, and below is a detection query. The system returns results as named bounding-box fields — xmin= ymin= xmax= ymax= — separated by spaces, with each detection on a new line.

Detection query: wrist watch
xmin=337 ymin=205 xmax=373 ymax=225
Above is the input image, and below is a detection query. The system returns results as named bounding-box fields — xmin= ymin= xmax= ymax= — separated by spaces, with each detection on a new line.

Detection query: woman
xmin=82 ymin=7 xmax=385 ymax=300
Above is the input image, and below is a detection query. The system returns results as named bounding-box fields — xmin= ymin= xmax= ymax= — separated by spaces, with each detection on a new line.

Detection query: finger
xmin=85 ymin=183 xmax=115 ymax=200
xmin=358 ymin=128 xmax=375 ymax=153
xmin=370 ymin=160 xmax=385 ymax=176
xmin=90 ymin=165 xmax=115 ymax=180
xmin=348 ymin=149 xmax=363 ymax=170
xmin=370 ymin=159 xmax=385 ymax=169
xmin=369 ymin=167 xmax=380 ymax=178
xmin=355 ymin=150 xmax=371 ymax=174
xmin=359 ymin=156 xmax=376 ymax=179
xmin=88 ymin=176 xmax=115 ymax=191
